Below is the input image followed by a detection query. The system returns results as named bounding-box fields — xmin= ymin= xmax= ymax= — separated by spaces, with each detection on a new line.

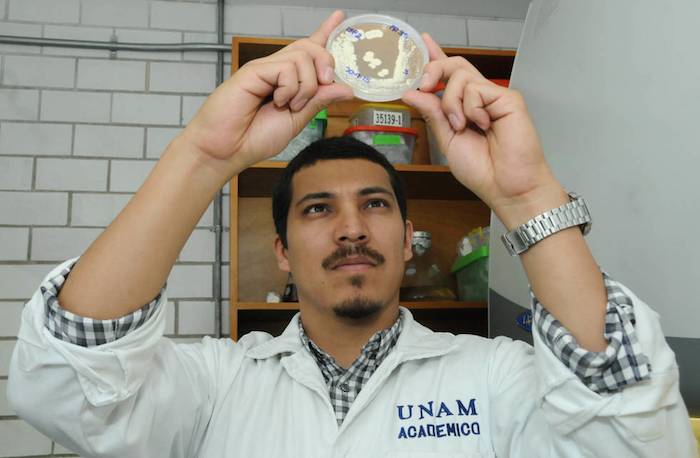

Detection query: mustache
xmin=321 ymin=245 xmax=386 ymax=270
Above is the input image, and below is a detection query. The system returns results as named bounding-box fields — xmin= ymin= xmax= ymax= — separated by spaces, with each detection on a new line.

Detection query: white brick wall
xmin=2 ymin=55 xmax=76 ymax=89
xmin=112 ymin=93 xmax=181 ymax=125
xmin=81 ymin=0 xmax=149 ymax=28
xmin=0 ymin=420 xmax=53 ymax=457
xmin=0 ymin=302 xmax=24 ymax=336
xmin=0 ymin=89 xmax=39 ymax=120
xmin=0 ymin=227 xmax=29 ymax=260
xmin=168 ymin=264 xmax=212 ymax=298
xmin=0 ymin=22 xmax=42 ymax=54
xmin=281 ymin=7 xmax=332 ymax=37
xmin=150 ymin=1 xmax=216 ymax=32
xmin=31 ymin=227 xmax=102 ymax=261
xmin=35 ymin=158 xmax=108 ymax=191
xmin=182 ymin=32 xmax=218 ymax=63
xmin=41 ymin=90 xmax=111 ymax=123
xmin=149 ymin=62 xmax=216 ymax=93
xmin=225 ymin=5 xmax=282 ymax=36
xmin=115 ymin=28 xmax=182 ymax=62
xmin=43 ymin=24 xmax=113 ymax=58
xmin=74 ymin=124 xmax=144 ymax=158
xmin=0 ymin=191 xmax=68 ymax=225
xmin=77 ymin=59 xmax=147 ymax=91
xmin=71 ymin=193 xmax=131 ymax=226
xmin=0 ymin=264 xmax=56 ymax=301
xmin=0 ymin=156 xmax=32 ymax=190
xmin=8 ymin=0 xmax=80 ymax=25
xmin=179 ymin=228 xmax=215 ymax=262
xmin=0 ymin=2 xmax=520 ymax=455
xmin=0 ymin=122 xmax=72 ymax=156
xmin=0 ymin=379 xmax=15 ymax=415
xmin=179 ymin=300 xmax=215 ymax=334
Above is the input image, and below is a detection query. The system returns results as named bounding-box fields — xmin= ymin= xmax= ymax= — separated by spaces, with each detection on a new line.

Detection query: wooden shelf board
xmin=235 ymin=301 xmax=486 ymax=311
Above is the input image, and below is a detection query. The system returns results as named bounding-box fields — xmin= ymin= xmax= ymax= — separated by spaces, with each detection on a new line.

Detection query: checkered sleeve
xmin=42 ymin=258 xmax=165 ymax=347
xmin=531 ymin=271 xmax=651 ymax=394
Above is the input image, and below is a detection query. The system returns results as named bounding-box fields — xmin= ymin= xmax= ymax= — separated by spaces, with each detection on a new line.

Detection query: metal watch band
xmin=501 ymin=192 xmax=592 ymax=256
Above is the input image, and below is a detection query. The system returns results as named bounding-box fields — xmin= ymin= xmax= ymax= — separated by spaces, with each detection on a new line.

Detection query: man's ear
xmin=273 ymin=235 xmax=291 ymax=272
xmin=404 ymin=219 xmax=414 ymax=262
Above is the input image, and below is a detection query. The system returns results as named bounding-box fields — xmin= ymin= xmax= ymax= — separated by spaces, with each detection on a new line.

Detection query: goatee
xmin=333 ymin=297 xmax=384 ymax=319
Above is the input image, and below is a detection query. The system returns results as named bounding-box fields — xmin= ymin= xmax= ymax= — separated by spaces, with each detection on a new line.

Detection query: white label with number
xmin=373 ymin=110 xmax=404 ymax=128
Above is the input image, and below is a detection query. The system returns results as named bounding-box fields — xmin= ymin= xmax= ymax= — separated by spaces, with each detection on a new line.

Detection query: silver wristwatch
xmin=501 ymin=191 xmax=592 ymax=256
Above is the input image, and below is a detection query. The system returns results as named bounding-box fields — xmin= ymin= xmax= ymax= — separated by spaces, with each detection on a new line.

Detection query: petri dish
xmin=326 ymin=14 xmax=429 ymax=102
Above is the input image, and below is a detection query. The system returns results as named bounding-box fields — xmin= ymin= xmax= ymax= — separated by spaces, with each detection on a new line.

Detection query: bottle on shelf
xmin=400 ymin=231 xmax=457 ymax=301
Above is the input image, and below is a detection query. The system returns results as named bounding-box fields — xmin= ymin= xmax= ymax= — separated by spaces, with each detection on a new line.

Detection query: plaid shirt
xmin=41 ymin=259 xmax=651 ymax=425
xmin=298 ymin=312 xmax=403 ymax=425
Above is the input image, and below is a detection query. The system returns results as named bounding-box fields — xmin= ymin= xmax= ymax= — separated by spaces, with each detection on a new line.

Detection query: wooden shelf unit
xmin=229 ymin=36 xmax=516 ymax=340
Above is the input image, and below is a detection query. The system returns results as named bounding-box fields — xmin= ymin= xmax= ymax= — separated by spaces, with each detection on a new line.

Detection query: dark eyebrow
xmin=358 ymin=186 xmax=394 ymax=198
xmin=295 ymin=187 xmax=395 ymax=208
xmin=295 ymin=192 xmax=334 ymax=208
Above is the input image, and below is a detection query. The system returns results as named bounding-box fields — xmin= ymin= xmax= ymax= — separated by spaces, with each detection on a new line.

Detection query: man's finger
xmin=421 ymin=57 xmax=487 ymax=92
xmin=422 ymin=33 xmax=447 ymax=61
xmin=309 ymin=10 xmax=345 ymax=46
xmin=291 ymin=83 xmax=353 ymax=127
xmin=281 ymin=40 xmax=336 ymax=84
xmin=402 ymin=90 xmax=454 ymax=155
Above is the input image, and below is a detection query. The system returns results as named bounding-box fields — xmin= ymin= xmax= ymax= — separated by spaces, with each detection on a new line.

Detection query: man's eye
xmin=366 ymin=199 xmax=389 ymax=209
xmin=304 ymin=204 xmax=329 ymax=214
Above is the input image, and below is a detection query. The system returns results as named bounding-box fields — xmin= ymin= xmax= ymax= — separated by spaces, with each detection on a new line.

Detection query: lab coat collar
xmin=245 ymin=306 xmax=460 ymax=363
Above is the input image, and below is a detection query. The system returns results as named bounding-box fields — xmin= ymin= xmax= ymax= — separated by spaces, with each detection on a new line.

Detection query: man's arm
xmin=495 ymin=184 xmax=608 ymax=351
xmin=57 ymin=138 xmax=231 ymax=319
xmin=403 ymin=34 xmax=606 ymax=351
xmin=57 ymin=12 xmax=353 ymax=320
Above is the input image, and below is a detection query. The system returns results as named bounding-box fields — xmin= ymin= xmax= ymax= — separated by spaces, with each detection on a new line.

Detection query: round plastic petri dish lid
xmin=326 ymin=14 xmax=429 ymax=102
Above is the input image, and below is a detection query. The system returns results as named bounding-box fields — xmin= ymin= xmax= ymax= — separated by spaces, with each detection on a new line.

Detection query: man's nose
xmin=335 ymin=208 xmax=369 ymax=244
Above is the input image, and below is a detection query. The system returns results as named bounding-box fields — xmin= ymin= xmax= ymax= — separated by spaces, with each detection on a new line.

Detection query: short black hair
xmin=272 ymin=136 xmax=407 ymax=248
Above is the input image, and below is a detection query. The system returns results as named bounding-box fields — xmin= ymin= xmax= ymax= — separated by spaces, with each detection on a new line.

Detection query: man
xmin=7 ymin=10 xmax=698 ymax=457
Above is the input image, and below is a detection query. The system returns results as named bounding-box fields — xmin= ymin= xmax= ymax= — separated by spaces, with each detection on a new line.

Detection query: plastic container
xmin=271 ymin=109 xmax=327 ymax=161
xmin=326 ymin=14 xmax=429 ymax=102
xmin=350 ymin=103 xmax=412 ymax=128
xmin=451 ymin=245 xmax=489 ymax=301
xmin=344 ymin=125 xmax=417 ymax=164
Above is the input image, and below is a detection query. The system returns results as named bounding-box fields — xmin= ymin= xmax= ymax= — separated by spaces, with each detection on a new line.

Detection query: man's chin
xmin=332 ymin=296 xmax=385 ymax=320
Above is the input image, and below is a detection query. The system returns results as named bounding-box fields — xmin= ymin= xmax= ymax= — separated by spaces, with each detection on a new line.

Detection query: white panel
xmin=490 ymin=0 xmax=700 ymax=339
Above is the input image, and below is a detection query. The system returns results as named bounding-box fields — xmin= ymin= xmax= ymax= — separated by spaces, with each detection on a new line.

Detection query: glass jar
xmin=400 ymin=231 xmax=457 ymax=301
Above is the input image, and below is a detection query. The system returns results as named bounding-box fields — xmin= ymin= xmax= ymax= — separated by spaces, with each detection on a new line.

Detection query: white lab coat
xmin=7 ymin=258 xmax=699 ymax=457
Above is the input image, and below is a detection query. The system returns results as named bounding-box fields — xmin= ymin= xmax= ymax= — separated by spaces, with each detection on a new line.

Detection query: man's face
xmin=274 ymin=159 xmax=413 ymax=320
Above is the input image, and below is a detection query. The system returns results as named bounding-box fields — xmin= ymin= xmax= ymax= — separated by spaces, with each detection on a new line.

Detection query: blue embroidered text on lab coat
xmin=396 ymin=399 xmax=480 ymax=440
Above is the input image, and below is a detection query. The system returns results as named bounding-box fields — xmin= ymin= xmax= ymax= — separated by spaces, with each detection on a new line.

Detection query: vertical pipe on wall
xmin=213 ymin=0 xmax=225 ymax=338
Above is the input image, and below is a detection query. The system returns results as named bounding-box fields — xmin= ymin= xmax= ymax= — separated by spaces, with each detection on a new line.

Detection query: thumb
xmin=402 ymin=89 xmax=453 ymax=149
xmin=292 ymin=83 xmax=354 ymax=125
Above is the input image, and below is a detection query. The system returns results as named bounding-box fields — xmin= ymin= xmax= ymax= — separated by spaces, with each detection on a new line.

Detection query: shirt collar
xmin=245 ymin=306 xmax=459 ymax=361
xmin=297 ymin=309 xmax=404 ymax=379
